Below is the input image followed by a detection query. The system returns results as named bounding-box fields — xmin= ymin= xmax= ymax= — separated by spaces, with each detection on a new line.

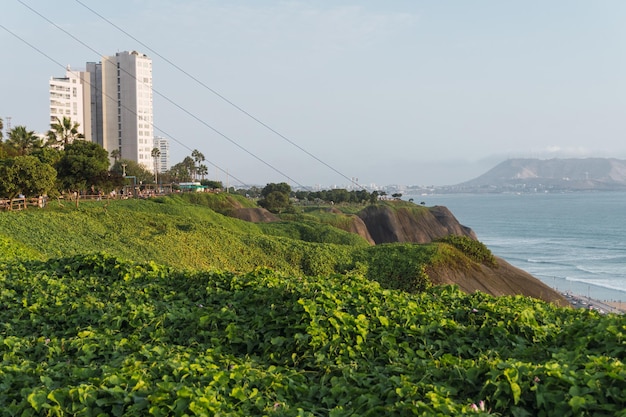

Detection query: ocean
xmin=406 ymin=191 xmax=626 ymax=302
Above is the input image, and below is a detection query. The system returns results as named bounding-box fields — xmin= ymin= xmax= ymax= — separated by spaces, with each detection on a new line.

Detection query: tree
xmin=191 ymin=149 xmax=205 ymax=180
xmin=0 ymin=118 xmax=5 ymax=159
xmin=47 ymin=116 xmax=84 ymax=148
xmin=182 ymin=156 xmax=196 ymax=180
xmin=261 ymin=182 xmax=292 ymax=198
xmin=151 ymin=147 xmax=161 ymax=183
xmin=91 ymin=170 xmax=125 ymax=194
xmin=164 ymin=161 xmax=192 ymax=183
xmin=258 ymin=190 xmax=290 ymax=213
xmin=5 ymin=126 xmax=43 ymax=156
xmin=201 ymin=179 xmax=223 ymax=189
xmin=197 ymin=164 xmax=208 ymax=181
xmin=232 ymin=186 xmax=262 ymax=198
xmin=31 ymin=147 xmax=63 ymax=167
xmin=0 ymin=156 xmax=57 ymax=208
xmin=327 ymin=188 xmax=350 ymax=204
xmin=258 ymin=182 xmax=292 ymax=213
xmin=110 ymin=149 xmax=121 ymax=163
xmin=56 ymin=141 xmax=110 ymax=206
xmin=111 ymin=159 xmax=154 ymax=185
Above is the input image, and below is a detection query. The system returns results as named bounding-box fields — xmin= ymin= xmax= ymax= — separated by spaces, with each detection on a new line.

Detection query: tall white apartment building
xmin=52 ymin=51 xmax=155 ymax=172
xmin=153 ymin=136 xmax=170 ymax=173
xmin=48 ymin=66 xmax=90 ymax=140
xmin=100 ymin=51 xmax=154 ymax=170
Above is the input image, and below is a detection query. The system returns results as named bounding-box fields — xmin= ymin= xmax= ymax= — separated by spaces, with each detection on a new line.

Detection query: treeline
xmin=0 ymin=117 xmax=224 ymax=204
xmin=232 ymin=184 xmax=384 ymax=205
xmin=0 ymin=120 xmax=121 ymax=205
xmin=294 ymin=188 xmax=381 ymax=205
xmin=227 ymin=182 xmax=385 ymax=214
xmin=0 ymin=117 xmax=387 ymax=209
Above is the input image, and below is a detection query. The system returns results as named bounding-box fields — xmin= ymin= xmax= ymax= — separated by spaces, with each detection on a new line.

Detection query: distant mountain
xmin=446 ymin=158 xmax=626 ymax=192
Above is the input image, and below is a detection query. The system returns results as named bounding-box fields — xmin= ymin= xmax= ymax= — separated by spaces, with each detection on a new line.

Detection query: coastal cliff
xmin=357 ymin=204 xmax=476 ymax=244
xmin=229 ymin=199 xmax=567 ymax=306
xmin=354 ymin=201 xmax=567 ymax=305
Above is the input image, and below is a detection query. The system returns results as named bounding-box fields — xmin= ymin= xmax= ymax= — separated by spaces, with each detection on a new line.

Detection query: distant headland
xmin=406 ymin=158 xmax=626 ymax=194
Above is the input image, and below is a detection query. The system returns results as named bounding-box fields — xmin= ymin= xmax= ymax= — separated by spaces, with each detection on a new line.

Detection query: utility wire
xmin=15 ymin=0 xmax=308 ymax=189
xmin=0 ymin=21 xmax=249 ymax=187
xmin=72 ymin=0 xmax=367 ymax=191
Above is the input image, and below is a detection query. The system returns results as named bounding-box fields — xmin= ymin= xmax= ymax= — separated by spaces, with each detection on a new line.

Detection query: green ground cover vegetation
xmin=1 ymin=195 xmax=625 ymax=415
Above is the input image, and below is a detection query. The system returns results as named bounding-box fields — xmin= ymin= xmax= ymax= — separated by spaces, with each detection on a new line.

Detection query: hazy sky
xmin=2 ymin=1 xmax=626 ymax=188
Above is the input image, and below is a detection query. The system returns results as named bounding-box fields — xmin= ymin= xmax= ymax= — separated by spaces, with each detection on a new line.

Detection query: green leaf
xmin=27 ymin=389 xmax=48 ymax=412
xmin=568 ymin=395 xmax=586 ymax=412
xmin=230 ymin=386 xmax=247 ymax=402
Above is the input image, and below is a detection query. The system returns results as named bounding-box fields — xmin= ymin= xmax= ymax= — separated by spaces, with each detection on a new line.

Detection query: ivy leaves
xmin=1 ymin=254 xmax=626 ymax=415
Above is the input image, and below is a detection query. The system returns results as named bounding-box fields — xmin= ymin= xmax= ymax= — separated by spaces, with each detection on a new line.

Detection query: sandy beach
xmin=603 ymin=300 xmax=626 ymax=314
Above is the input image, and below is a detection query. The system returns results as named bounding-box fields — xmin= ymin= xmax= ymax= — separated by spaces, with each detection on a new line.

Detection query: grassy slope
xmin=0 ymin=196 xmax=478 ymax=293
xmin=0 ymin=198 xmax=357 ymax=275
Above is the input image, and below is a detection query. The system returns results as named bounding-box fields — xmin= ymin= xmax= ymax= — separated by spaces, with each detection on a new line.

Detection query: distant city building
xmin=153 ymin=136 xmax=170 ymax=173
xmin=48 ymin=66 xmax=90 ymax=139
xmin=50 ymin=51 xmax=154 ymax=172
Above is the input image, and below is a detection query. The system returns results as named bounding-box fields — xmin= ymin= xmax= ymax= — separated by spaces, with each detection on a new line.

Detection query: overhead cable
xmin=15 ymin=0 xmax=307 ymax=189
xmin=72 ymin=0 xmax=367 ymax=191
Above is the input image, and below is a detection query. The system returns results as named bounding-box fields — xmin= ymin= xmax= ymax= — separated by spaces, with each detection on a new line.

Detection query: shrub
xmin=436 ymin=235 xmax=497 ymax=266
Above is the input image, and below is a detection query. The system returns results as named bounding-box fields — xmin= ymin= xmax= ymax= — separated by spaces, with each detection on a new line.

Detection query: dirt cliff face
xmin=427 ymin=256 xmax=569 ymax=307
xmin=345 ymin=216 xmax=376 ymax=245
xmin=357 ymin=204 xmax=476 ymax=244
xmin=232 ymin=208 xmax=279 ymax=223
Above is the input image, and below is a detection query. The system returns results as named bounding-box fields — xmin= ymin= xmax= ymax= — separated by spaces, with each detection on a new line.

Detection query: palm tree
xmin=110 ymin=148 xmax=121 ymax=163
xmin=6 ymin=126 xmax=43 ymax=155
xmin=0 ymin=118 xmax=4 ymax=158
xmin=151 ymin=147 xmax=161 ymax=184
xmin=47 ymin=116 xmax=84 ymax=148
xmin=191 ymin=149 xmax=205 ymax=181
xmin=197 ymin=164 xmax=208 ymax=181
xmin=182 ymin=156 xmax=196 ymax=181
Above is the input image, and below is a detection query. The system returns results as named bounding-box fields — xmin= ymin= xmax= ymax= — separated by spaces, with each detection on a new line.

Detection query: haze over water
xmin=411 ymin=192 xmax=626 ymax=302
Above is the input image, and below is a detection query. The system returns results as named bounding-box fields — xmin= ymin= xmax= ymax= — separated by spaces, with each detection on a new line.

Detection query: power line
xmin=14 ymin=0 xmax=308 ymax=189
xmin=72 ymin=0 xmax=368 ymax=192
xmin=0 ymin=21 xmax=248 ymax=187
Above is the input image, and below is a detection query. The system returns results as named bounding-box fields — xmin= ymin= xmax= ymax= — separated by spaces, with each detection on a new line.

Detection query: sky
xmin=2 ymin=1 xmax=626 ymax=188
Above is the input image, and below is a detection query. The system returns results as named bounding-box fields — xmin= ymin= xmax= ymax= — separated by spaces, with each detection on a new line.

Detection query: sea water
xmin=406 ymin=192 xmax=626 ymax=302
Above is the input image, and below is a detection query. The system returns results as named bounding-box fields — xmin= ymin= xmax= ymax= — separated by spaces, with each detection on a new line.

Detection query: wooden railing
xmin=0 ymin=198 xmax=44 ymax=211
xmin=0 ymin=185 xmax=202 ymax=211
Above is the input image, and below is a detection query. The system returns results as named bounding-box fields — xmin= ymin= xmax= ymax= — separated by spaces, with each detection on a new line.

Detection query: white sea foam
xmin=565 ymin=277 xmax=626 ymax=294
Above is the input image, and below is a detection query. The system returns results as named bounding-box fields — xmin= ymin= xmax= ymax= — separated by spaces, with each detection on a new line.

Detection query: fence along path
xmin=0 ymin=195 xmax=102 ymax=211
xmin=0 ymin=197 xmax=42 ymax=211
xmin=0 ymin=187 xmax=179 ymax=211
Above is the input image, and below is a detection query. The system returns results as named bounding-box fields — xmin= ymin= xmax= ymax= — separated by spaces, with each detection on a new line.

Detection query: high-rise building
xmin=153 ymin=136 xmax=170 ymax=173
xmin=48 ymin=66 xmax=90 ymax=140
xmin=51 ymin=51 xmax=154 ymax=172
xmin=99 ymin=51 xmax=153 ymax=170
xmin=85 ymin=61 xmax=103 ymax=147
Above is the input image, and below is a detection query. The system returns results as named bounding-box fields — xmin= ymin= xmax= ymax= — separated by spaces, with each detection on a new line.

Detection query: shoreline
xmin=539 ymin=273 xmax=626 ymax=303
xmin=602 ymin=300 xmax=626 ymax=314
xmin=563 ymin=292 xmax=625 ymax=314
